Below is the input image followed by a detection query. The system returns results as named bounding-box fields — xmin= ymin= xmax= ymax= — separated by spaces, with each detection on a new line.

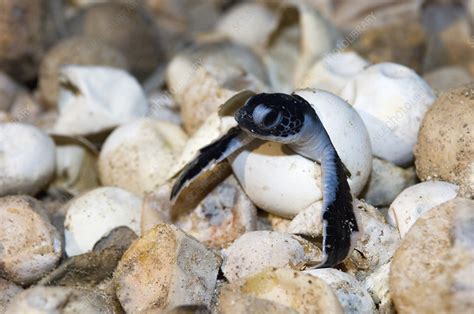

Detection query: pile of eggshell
xmin=0 ymin=0 xmax=473 ymax=313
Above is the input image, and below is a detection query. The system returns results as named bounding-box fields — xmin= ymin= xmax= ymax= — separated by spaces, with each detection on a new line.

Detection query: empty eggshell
xmin=53 ymin=65 xmax=148 ymax=136
xmin=0 ymin=123 xmax=56 ymax=196
xmin=340 ymin=62 xmax=436 ymax=166
xmin=296 ymin=52 xmax=369 ymax=95
xmin=99 ymin=118 xmax=188 ymax=196
xmin=64 ymin=187 xmax=142 ymax=256
xmin=388 ymin=181 xmax=459 ymax=237
xmin=305 ymin=268 xmax=376 ymax=314
xmin=230 ymin=89 xmax=372 ymax=217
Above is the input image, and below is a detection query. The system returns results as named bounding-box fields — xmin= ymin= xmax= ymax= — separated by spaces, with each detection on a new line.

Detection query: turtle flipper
xmin=315 ymin=144 xmax=360 ymax=268
xmin=170 ymin=126 xmax=252 ymax=202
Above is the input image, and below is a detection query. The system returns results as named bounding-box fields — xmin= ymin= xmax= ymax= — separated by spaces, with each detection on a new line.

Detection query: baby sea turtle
xmin=171 ymin=91 xmax=360 ymax=268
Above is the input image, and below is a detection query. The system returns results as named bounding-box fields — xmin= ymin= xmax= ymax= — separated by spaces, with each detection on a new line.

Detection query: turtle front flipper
xmin=314 ymin=143 xmax=360 ymax=268
xmin=170 ymin=126 xmax=253 ymax=203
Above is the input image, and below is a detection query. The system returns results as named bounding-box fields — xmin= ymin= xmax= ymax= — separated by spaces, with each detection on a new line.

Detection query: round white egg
xmin=340 ymin=62 xmax=436 ymax=166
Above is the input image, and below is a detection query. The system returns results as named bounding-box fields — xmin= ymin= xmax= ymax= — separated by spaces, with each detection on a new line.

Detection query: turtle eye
xmin=262 ymin=110 xmax=282 ymax=128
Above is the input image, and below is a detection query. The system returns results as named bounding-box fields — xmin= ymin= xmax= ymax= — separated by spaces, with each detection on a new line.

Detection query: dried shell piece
xmin=142 ymin=177 xmax=257 ymax=249
xmin=221 ymin=231 xmax=321 ymax=282
xmin=218 ymin=268 xmax=343 ymax=314
xmin=306 ymin=268 xmax=376 ymax=314
xmin=388 ymin=181 xmax=459 ymax=237
xmin=114 ymin=224 xmax=221 ymax=312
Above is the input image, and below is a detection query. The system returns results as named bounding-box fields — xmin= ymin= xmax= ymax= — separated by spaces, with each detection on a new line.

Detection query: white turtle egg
xmin=230 ymin=89 xmax=372 ymax=218
xmin=340 ymin=62 xmax=436 ymax=166
xmin=388 ymin=181 xmax=459 ymax=237
xmin=64 ymin=186 xmax=142 ymax=256
xmin=296 ymin=52 xmax=369 ymax=95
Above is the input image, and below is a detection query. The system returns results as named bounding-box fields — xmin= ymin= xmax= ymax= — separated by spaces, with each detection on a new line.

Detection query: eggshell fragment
xmin=38 ymin=36 xmax=128 ymax=108
xmin=218 ymin=268 xmax=343 ymax=314
xmin=64 ymin=187 xmax=142 ymax=256
xmin=388 ymin=181 xmax=459 ymax=237
xmin=53 ymin=65 xmax=148 ymax=136
xmin=0 ymin=123 xmax=56 ymax=196
xmin=113 ymin=224 xmax=221 ymax=312
xmin=231 ymin=89 xmax=372 ymax=217
xmin=0 ymin=195 xmax=62 ymax=285
xmin=414 ymin=83 xmax=474 ymax=197
xmin=221 ymin=231 xmax=321 ymax=282
xmin=341 ymin=62 xmax=436 ymax=166
xmin=297 ymin=52 xmax=369 ymax=94
xmin=306 ymin=268 xmax=376 ymax=314
xmin=99 ymin=118 xmax=188 ymax=196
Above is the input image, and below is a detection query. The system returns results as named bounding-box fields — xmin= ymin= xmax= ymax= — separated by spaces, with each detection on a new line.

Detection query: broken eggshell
xmin=388 ymin=181 xmax=459 ymax=238
xmin=53 ymin=65 xmax=148 ymax=136
xmin=99 ymin=118 xmax=188 ymax=196
xmin=142 ymin=177 xmax=257 ymax=249
xmin=64 ymin=186 xmax=142 ymax=257
xmin=340 ymin=62 xmax=436 ymax=166
xmin=166 ymin=41 xmax=269 ymax=134
xmin=230 ymin=89 xmax=372 ymax=218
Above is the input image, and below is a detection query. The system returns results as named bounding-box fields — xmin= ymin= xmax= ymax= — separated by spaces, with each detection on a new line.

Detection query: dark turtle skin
xmin=171 ymin=92 xmax=360 ymax=269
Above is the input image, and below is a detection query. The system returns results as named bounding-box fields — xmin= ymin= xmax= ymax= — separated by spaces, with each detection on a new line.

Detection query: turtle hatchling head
xmin=235 ymin=93 xmax=311 ymax=143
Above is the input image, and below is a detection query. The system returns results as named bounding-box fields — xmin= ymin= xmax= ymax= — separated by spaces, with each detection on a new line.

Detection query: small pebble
xmin=0 ymin=195 xmax=62 ymax=285
xmin=114 ymin=224 xmax=221 ymax=312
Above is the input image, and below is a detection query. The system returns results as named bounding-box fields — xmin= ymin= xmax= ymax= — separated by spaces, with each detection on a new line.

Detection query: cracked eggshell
xmin=166 ymin=41 xmax=268 ymax=134
xmin=0 ymin=123 xmax=56 ymax=197
xmin=296 ymin=52 xmax=369 ymax=95
xmin=414 ymin=83 xmax=474 ymax=197
xmin=305 ymin=268 xmax=376 ymax=314
xmin=221 ymin=231 xmax=321 ymax=282
xmin=53 ymin=65 xmax=148 ymax=136
xmin=218 ymin=268 xmax=343 ymax=314
xmin=99 ymin=118 xmax=188 ymax=196
xmin=64 ymin=187 xmax=142 ymax=257
xmin=231 ymin=89 xmax=372 ymax=218
xmin=388 ymin=181 xmax=459 ymax=237
xmin=340 ymin=62 xmax=436 ymax=166
xmin=362 ymin=157 xmax=417 ymax=207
